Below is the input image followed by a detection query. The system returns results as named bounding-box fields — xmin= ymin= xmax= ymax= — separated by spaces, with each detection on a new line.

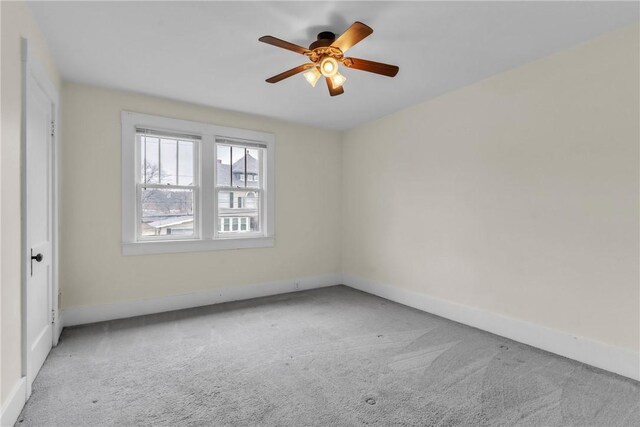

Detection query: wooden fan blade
xmin=258 ymin=36 xmax=310 ymax=55
xmin=342 ymin=57 xmax=399 ymax=77
xmin=331 ymin=22 xmax=373 ymax=53
xmin=266 ymin=63 xmax=315 ymax=84
xmin=326 ymin=77 xmax=344 ymax=97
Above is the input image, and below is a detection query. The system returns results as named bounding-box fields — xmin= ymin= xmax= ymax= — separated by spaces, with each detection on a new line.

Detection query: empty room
xmin=1 ymin=1 xmax=639 ymax=426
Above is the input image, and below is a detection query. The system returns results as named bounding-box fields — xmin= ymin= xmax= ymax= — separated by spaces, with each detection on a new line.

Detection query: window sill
xmin=122 ymin=236 xmax=274 ymax=256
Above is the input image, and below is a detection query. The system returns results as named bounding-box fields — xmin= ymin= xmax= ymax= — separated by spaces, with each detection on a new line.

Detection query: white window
xmin=215 ymin=142 xmax=264 ymax=237
xmin=121 ymin=112 xmax=275 ymax=255
xmin=137 ymin=131 xmax=198 ymax=240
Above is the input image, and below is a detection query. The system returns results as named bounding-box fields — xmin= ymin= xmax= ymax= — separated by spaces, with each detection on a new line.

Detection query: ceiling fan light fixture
xmin=259 ymin=21 xmax=399 ymax=97
xmin=303 ymin=67 xmax=322 ymax=87
xmin=319 ymin=56 xmax=339 ymax=77
xmin=330 ymin=72 xmax=347 ymax=89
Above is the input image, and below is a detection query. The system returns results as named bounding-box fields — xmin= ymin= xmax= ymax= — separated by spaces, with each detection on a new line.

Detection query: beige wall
xmin=59 ymin=83 xmax=342 ymax=309
xmin=342 ymin=24 xmax=639 ymax=352
xmin=1 ymin=0 xmax=61 ymax=406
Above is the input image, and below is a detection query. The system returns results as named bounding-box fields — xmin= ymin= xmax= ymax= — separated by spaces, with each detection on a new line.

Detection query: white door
xmin=25 ymin=65 xmax=54 ymax=392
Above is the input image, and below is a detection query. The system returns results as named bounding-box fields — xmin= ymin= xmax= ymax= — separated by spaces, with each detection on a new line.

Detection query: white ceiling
xmin=28 ymin=1 xmax=639 ymax=130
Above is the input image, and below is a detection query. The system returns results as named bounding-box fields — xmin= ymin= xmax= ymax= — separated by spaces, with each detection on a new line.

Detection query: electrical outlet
xmin=295 ymin=282 xmax=300 ymax=290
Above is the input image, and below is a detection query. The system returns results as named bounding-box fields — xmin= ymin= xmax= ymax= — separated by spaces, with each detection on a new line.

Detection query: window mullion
xmin=158 ymin=137 xmax=162 ymax=184
xmin=136 ymin=183 xmax=141 ymax=240
xmin=201 ymin=134 xmax=216 ymax=240
xmin=143 ymin=135 xmax=147 ymax=183
xmin=260 ymin=149 xmax=266 ymax=235
xmin=176 ymin=140 xmax=179 ymax=186
xmin=229 ymin=146 xmax=233 ymax=187
xmin=215 ymin=186 xmax=261 ymax=192
xmin=139 ymin=184 xmax=195 ymax=190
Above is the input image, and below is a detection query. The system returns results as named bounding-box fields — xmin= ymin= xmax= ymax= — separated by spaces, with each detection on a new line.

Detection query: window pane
xmin=142 ymin=137 xmax=159 ymax=184
xmin=217 ymin=144 xmax=231 ymax=186
xmin=217 ymin=189 xmax=260 ymax=233
xmin=140 ymin=188 xmax=194 ymax=237
xmin=178 ymin=141 xmax=194 ymax=185
xmin=160 ymin=139 xmax=177 ymax=185
xmin=246 ymin=148 xmax=260 ymax=188
xmin=217 ymin=144 xmax=262 ymax=189
xmin=231 ymin=146 xmax=245 ymax=187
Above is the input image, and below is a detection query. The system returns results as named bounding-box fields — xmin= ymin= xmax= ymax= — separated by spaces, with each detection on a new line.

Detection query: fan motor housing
xmin=309 ymin=31 xmax=336 ymax=50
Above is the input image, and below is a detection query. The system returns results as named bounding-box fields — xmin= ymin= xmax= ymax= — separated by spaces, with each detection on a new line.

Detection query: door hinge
xmin=51 ymin=309 xmax=56 ymax=324
xmin=51 ymin=120 xmax=55 ymax=137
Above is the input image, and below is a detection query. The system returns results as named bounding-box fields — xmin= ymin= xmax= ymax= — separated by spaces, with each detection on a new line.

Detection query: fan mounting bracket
xmin=309 ymin=31 xmax=336 ymax=50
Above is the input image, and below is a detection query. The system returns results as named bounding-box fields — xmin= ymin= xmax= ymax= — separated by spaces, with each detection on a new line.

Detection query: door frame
xmin=20 ymin=38 xmax=61 ymax=398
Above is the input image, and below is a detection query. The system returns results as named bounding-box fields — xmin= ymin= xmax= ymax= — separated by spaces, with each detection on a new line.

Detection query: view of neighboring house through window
xmin=138 ymin=131 xmax=198 ymax=238
xmin=216 ymin=142 xmax=263 ymax=234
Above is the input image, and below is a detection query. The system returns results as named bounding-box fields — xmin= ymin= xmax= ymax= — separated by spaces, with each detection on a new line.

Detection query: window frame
xmin=121 ymin=111 xmax=275 ymax=255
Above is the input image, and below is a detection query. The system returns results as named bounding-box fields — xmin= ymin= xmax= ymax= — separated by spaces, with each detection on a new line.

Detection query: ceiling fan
xmin=259 ymin=21 xmax=399 ymax=97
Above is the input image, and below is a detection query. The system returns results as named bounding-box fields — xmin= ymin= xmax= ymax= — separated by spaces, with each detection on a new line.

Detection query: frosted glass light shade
xmin=303 ymin=67 xmax=322 ymax=87
xmin=320 ymin=57 xmax=339 ymax=77
xmin=330 ymin=72 xmax=346 ymax=88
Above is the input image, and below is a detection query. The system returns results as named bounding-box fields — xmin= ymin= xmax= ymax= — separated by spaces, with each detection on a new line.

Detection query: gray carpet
xmin=17 ymin=286 xmax=640 ymax=426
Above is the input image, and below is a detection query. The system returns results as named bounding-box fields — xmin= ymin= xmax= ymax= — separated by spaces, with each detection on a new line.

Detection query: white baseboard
xmin=63 ymin=274 xmax=340 ymax=327
xmin=343 ymin=274 xmax=639 ymax=381
xmin=0 ymin=377 xmax=26 ymax=427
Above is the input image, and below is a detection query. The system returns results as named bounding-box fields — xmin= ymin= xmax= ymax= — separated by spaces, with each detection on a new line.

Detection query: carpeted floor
xmin=17 ymin=285 xmax=640 ymax=426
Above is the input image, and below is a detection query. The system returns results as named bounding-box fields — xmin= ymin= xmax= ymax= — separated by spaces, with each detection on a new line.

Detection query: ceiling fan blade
xmin=265 ymin=63 xmax=315 ymax=84
xmin=258 ymin=36 xmax=310 ymax=55
xmin=331 ymin=21 xmax=373 ymax=53
xmin=326 ymin=77 xmax=344 ymax=97
xmin=342 ymin=57 xmax=399 ymax=77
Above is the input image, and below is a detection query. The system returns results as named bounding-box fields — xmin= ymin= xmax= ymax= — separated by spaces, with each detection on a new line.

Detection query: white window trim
xmin=121 ymin=111 xmax=275 ymax=255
